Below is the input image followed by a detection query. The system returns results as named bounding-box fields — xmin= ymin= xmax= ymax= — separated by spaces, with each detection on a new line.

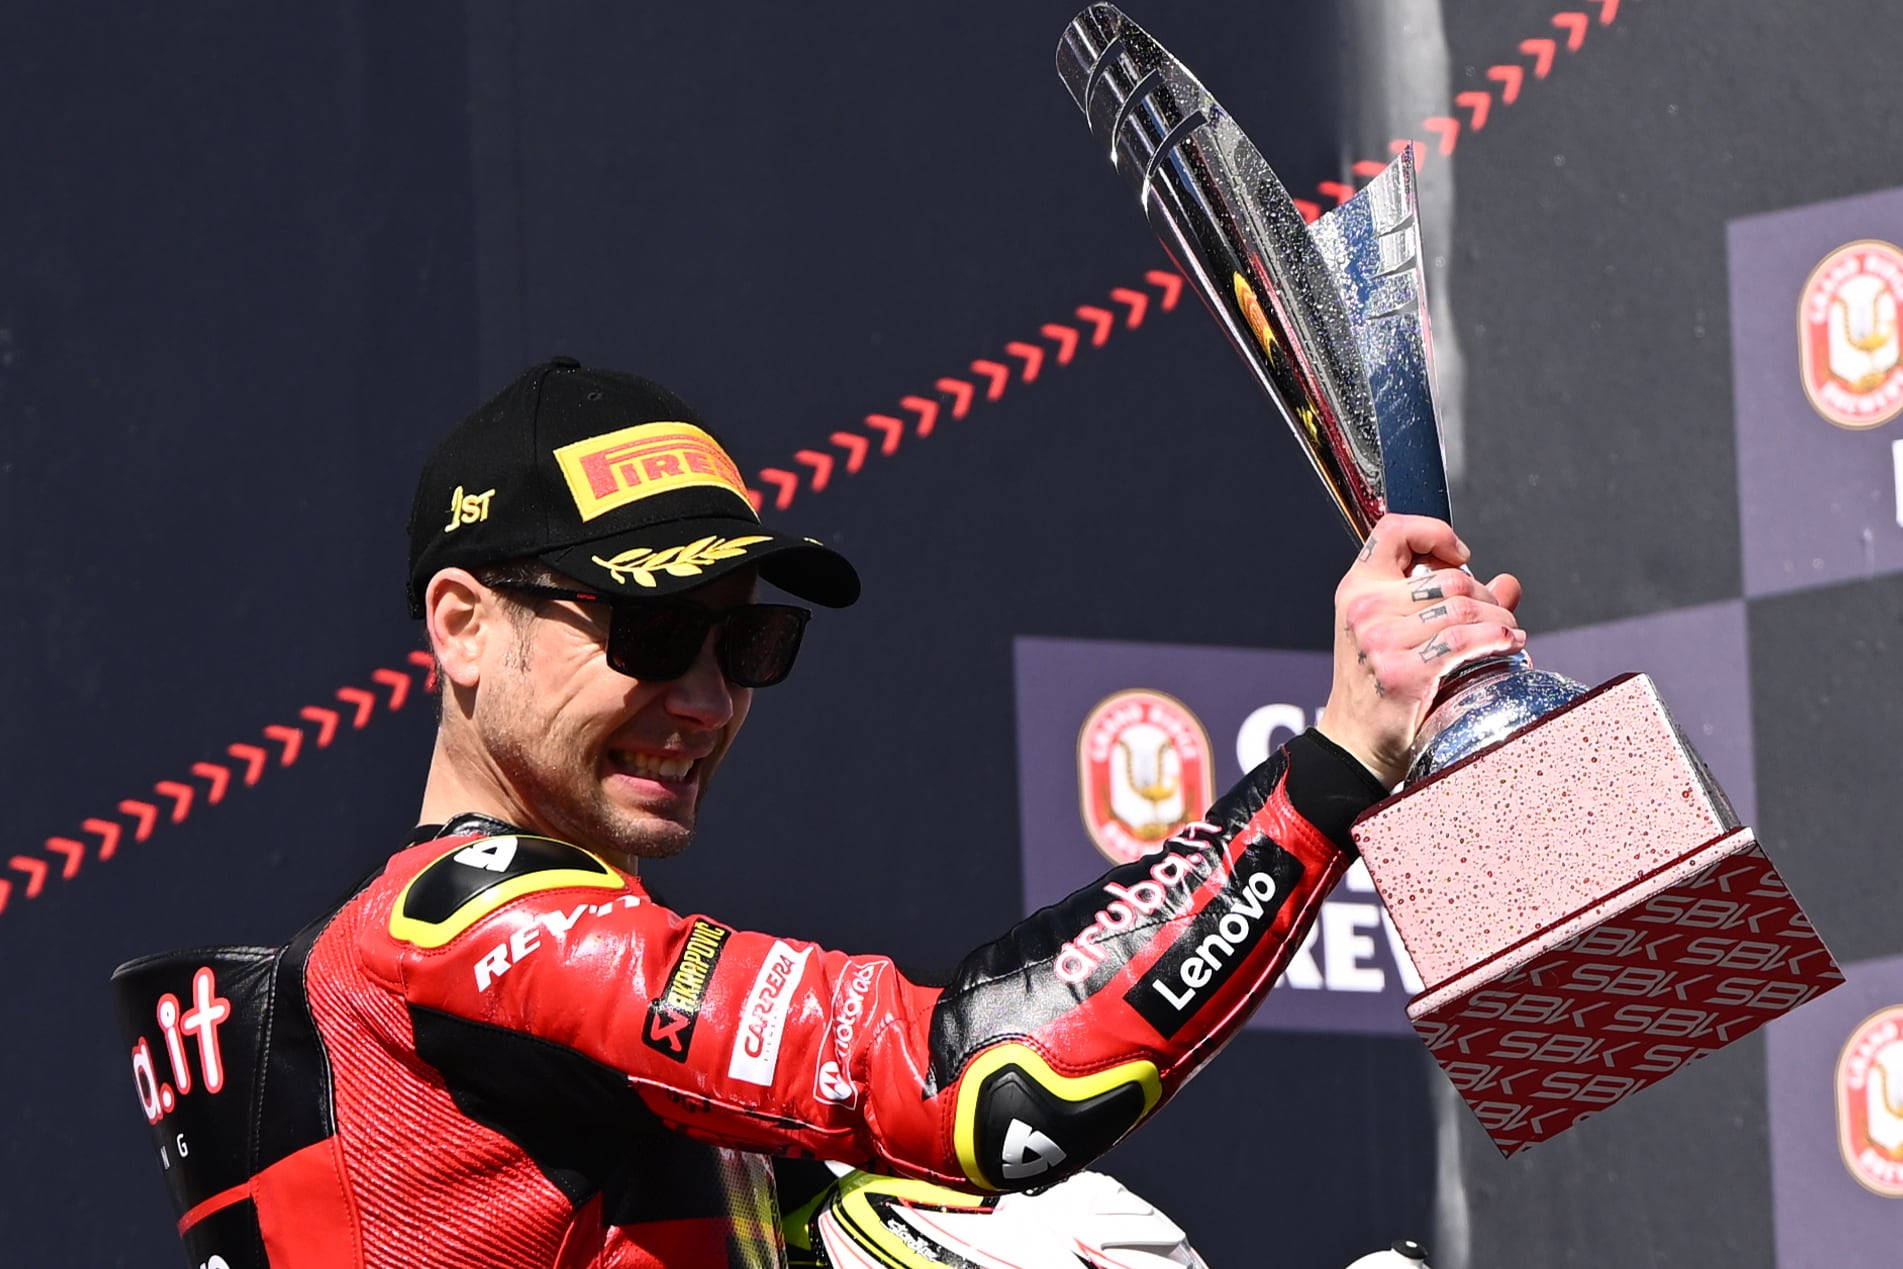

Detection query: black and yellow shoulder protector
xmin=389 ymin=835 xmax=624 ymax=949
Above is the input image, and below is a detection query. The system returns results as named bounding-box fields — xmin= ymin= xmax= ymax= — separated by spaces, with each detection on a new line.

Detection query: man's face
xmin=467 ymin=570 xmax=757 ymax=859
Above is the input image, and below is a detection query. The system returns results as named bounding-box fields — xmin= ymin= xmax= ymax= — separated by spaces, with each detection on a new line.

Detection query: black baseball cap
xmin=407 ymin=358 xmax=859 ymax=616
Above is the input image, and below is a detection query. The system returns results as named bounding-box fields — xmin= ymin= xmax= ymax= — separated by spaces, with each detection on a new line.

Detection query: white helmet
xmin=1345 ymin=1241 xmax=1432 ymax=1269
xmin=785 ymin=1167 xmax=1210 ymax=1269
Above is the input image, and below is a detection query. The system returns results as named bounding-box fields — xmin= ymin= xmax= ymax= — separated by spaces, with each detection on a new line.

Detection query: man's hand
xmin=1317 ymin=514 xmax=1525 ymax=789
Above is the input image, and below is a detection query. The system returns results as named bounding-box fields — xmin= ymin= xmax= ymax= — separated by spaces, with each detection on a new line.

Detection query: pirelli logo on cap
xmin=644 ymin=918 xmax=731 ymax=1063
xmin=553 ymin=421 xmax=753 ymax=522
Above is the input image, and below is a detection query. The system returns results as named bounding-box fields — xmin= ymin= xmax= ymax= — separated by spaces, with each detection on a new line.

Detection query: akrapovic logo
xmin=643 ymin=919 xmax=730 ymax=1062
xmin=728 ymin=940 xmax=810 ymax=1086
xmin=1125 ymin=858 xmax=1296 ymax=1038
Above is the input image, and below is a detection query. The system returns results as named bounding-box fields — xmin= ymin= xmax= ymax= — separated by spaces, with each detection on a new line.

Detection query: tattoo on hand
xmin=1357 ymin=535 xmax=1377 ymax=563
xmin=1418 ymin=603 xmax=1449 ymax=623
xmin=1418 ymin=634 xmax=1453 ymax=663
xmin=1410 ymin=580 xmax=1444 ymax=602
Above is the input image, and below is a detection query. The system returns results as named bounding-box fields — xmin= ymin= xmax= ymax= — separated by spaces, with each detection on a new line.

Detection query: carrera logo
xmin=1053 ymin=844 xmax=1213 ymax=986
xmin=1077 ymin=689 xmax=1214 ymax=865
xmin=1837 ymin=1003 xmax=1903 ymax=1196
xmin=643 ymin=919 xmax=730 ymax=1063
xmin=812 ymin=960 xmax=882 ymax=1106
xmin=1800 ymin=239 xmax=1903 ymax=429
xmin=1126 ymin=864 xmax=1292 ymax=1038
xmin=728 ymin=940 xmax=810 ymax=1086
xmin=552 ymin=421 xmax=752 ymax=522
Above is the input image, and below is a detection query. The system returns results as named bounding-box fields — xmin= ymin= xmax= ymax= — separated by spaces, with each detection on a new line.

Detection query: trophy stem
xmin=1403 ymin=652 xmax=1588 ymax=786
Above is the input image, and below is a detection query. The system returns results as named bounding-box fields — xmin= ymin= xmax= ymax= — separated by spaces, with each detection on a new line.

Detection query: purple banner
xmin=1012 ymin=609 xmax=1753 ymax=1037
xmin=1729 ymin=185 xmax=1903 ymax=598
xmin=1766 ymin=951 xmax=1903 ymax=1267
xmin=1528 ymin=598 xmax=1756 ymax=824
xmin=1013 ymin=635 xmax=1419 ymax=1037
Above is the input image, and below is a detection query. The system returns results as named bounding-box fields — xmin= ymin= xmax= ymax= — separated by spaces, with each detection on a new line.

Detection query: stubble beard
xmin=476 ymin=665 xmax=700 ymax=861
xmin=495 ymin=728 xmax=699 ymax=859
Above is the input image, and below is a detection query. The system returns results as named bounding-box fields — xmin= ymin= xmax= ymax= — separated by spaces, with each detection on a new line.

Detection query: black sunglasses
xmin=486 ymin=582 xmax=811 ymax=688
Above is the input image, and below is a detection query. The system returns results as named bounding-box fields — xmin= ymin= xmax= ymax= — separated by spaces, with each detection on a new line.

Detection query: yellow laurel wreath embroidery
xmin=591 ymin=534 xmax=772 ymax=588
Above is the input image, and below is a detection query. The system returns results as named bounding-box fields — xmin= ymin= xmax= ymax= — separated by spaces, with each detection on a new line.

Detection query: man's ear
xmin=423 ymin=569 xmax=493 ymax=690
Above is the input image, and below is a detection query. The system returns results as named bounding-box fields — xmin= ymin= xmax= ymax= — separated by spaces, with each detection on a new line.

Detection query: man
xmin=113 ymin=358 xmax=1524 ymax=1267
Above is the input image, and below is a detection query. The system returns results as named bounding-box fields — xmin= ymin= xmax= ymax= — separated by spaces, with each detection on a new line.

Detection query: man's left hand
xmin=1317 ymin=514 xmax=1525 ymax=788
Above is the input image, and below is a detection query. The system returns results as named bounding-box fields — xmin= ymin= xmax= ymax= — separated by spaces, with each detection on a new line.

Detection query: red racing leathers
xmin=111 ymin=728 xmax=1386 ymax=1267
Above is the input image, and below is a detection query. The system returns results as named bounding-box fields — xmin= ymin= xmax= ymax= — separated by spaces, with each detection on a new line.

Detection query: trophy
xmin=1057 ymin=5 xmax=1843 ymax=1155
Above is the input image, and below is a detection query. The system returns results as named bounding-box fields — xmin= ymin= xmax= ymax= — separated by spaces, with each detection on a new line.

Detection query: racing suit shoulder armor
xmin=386 ymin=833 xmax=627 ymax=951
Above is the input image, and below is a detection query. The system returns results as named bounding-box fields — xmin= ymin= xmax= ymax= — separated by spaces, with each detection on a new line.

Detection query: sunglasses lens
xmin=606 ymin=603 xmax=710 ymax=681
xmin=603 ymin=602 xmax=809 ymax=687
xmin=720 ymin=606 xmax=809 ymax=688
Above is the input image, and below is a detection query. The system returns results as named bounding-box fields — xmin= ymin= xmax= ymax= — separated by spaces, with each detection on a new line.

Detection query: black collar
xmin=406 ymin=812 xmax=525 ymax=847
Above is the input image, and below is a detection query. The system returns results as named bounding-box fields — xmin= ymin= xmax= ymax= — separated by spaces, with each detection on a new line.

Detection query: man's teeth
xmin=615 ymin=751 xmax=693 ymax=780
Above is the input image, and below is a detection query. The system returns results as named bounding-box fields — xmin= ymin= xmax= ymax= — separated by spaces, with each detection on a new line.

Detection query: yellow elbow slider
xmin=951 ymin=1042 xmax=1160 ymax=1192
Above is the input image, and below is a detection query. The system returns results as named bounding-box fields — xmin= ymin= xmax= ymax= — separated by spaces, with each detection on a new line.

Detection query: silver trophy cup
xmin=1057 ymin=3 xmax=1579 ymax=784
xmin=1058 ymin=4 xmax=1842 ymax=1155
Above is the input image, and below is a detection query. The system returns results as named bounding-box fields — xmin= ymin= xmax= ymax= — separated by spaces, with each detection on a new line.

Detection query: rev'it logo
xmin=552 ymin=421 xmax=753 ymax=522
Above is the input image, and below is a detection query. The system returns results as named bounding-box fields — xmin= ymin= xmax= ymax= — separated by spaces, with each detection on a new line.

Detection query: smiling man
xmin=113 ymin=358 xmax=1524 ymax=1267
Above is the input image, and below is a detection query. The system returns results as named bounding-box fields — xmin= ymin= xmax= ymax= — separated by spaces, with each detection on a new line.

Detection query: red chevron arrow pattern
xmin=1456 ymin=91 xmax=1493 ymax=131
xmin=82 ymin=818 xmax=121 ymax=860
xmin=6 ymin=658 xmax=431 ymax=918
xmin=191 ymin=762 xmax=229 ymax=804
xmin=120 ymin=800 xmax=158 ymax=842
xmin=751 ymin=268 xmax=1184 ymax=512
xmin=1041 ymin=323 xmax=1079 ymax=366
xmin=45 ymin=839 xmax=84 ymax=879
xmin=8 ymin=856 xmax=47 ymax=902
xmin=795 ymin=450 xmax=833 ymax=492
xmin=935 ymin=377 xmax=975 ymax=418
xmin=227 ymin=744 xmax=267 ymax=786
xmin=1109 ymin=287 xmax=1149 ymax=328
xmin=830 ymin=431 xmax=868 ymax=473
xmin=970 ymin=360 xmax=1009 ymax=402
xmin=155 ymin=782 xmax=194 ymax=822
xmin=300 ymin=706 xmax=339 ymax=749
xmin=17 ymin=5 xmax=1633 ymax=921
xmin=338 ymin=687 xmax=377 ymax=729
xmin=1289 ymin=3 xmax=1622 ymax=218
xmin=1004 ymin=341 xmax=1043 ymax=383
xmin=1552 ymin=11 xmax=1589 ymax=52
xmin=900 ymin=395 xmax=940 ymax=437
xmin=863 ymin=416 xmax=903 ymax=455
xmin=406 ymin=650 xmax=439 ymax=694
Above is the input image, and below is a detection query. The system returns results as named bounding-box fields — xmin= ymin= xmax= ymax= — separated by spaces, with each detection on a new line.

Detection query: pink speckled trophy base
xmin=1353 ymin=674 xmax=1742 ymax=987
xmin=1349 ymin=674 xmax=1842 ymax=1155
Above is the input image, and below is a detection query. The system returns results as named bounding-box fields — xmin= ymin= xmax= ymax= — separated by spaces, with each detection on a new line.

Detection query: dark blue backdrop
xmin=6 ymin=3 xmax=1902 ymax=1266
